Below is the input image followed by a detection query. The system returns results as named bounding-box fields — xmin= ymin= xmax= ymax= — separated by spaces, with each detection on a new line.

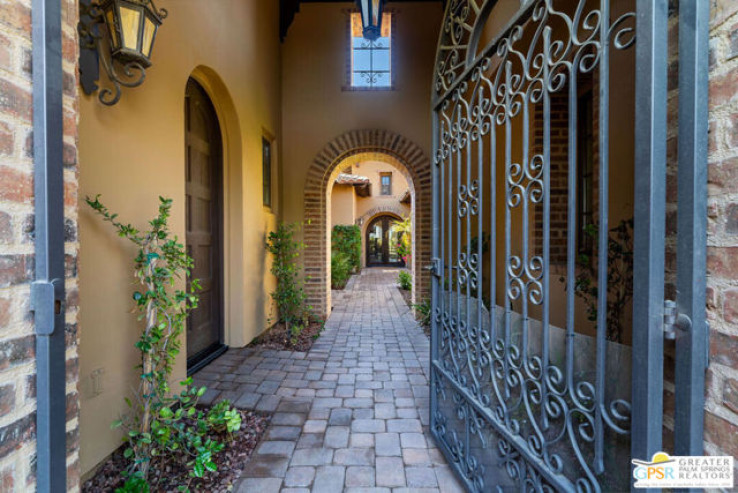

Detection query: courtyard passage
xmin=193 ymin=268 xmax=464 ymax=492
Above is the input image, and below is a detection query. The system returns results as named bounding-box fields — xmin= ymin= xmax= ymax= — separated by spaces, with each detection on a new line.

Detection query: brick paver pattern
xmin=193 ymin=268 xmax=464 ymax=493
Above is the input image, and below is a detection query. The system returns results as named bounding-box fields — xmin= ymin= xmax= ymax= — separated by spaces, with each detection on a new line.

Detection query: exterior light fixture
xmin=78 ymin=0 xmax=166 ymax=106
xmin=356 ymin=0 xmax=384 ymax=41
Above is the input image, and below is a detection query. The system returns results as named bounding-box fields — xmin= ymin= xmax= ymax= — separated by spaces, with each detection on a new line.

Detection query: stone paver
xmin=196 ymin=269 xmax=465 ymax=492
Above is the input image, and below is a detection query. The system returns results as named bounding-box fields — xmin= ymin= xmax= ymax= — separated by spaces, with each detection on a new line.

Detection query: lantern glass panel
xmin=371 ymin=0 xmax=380 ymax=25
xmin=105 ymin=7 xmax=120 ymax=50
xmin=141 ymin=15 xmax=156 ymax=57
xmin=118 ymin=4 xmax=142 ymax=51
xmin=360 ymin=0 xmax=369 ymax=27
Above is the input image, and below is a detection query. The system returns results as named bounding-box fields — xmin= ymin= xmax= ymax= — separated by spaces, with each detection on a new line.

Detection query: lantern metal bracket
xmin=78 ymin=0 xmax=167 ymax=106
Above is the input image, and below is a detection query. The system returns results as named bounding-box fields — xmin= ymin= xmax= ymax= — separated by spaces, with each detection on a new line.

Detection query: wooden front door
xmin=185 ymin=79 xmax=224 ymax=369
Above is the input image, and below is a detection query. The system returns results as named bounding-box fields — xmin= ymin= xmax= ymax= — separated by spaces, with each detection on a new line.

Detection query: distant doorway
xmin=366 ymin=215 xmax=404 ymax=267
xmin=185 ymin=78 xmax=226 ymax=371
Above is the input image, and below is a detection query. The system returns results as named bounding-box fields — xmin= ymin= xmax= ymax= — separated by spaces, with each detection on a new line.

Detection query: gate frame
xmin=429 ymin=0 xmax=710 ymax=491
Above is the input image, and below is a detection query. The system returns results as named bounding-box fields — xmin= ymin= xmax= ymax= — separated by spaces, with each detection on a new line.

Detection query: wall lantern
xmin=356 ymin=0 xmax=384 ymax=41
xmin=78 ymin=0 xmax=167 ymax=106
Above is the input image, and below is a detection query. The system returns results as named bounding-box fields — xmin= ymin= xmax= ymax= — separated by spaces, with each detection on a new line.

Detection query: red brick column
xmin=303 ymin=129 xmax=431 ymax=316
xmin=0 ymin=0 xmax=80 ymax=490
xmin=702 ymin=0 xmax=738 ymax=462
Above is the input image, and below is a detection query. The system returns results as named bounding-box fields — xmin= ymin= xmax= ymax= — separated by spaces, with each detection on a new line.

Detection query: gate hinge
xmin=30 ymin=279 xmax=63 ymax=336
xmin=664 ymin=300 xmax=692 ymax=340
xmin=426 ymin=258 xmax=441 ymax=278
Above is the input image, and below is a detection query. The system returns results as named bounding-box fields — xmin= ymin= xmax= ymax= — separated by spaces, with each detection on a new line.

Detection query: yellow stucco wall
xmin=77 ymin=0 xmax=281 ymax=476
xmin=330 ymin=160 xmax=412 ymax=229
xmin=281 ymin=2 xmax=442 ymax=228
xmin=330 ymin=184 xmax=357 ymax=226
xmin=351 ymin=160 xmax=411 ymax=220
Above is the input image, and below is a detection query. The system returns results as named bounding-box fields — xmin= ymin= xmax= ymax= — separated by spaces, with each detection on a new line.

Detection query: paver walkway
xmin=193 ymin=268 xmax=464 ymax=493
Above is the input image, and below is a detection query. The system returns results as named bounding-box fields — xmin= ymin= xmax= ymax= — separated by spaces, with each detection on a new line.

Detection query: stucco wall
xmin=330 ymin=183 xmax=356 ymax=226
xmin=352 ymin=160 xmax=411 ymax=220
xmin=281 ymin=2 xmax=441 ymax=228
xmin=77 ymin=0 xmax=281 ymax=476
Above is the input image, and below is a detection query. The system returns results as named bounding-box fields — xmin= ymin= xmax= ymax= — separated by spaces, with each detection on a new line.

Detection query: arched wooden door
xmin=366 ymin=215 xmax=404 ymax=267
xmin=185 ymin=79 xmax=225 ymax=371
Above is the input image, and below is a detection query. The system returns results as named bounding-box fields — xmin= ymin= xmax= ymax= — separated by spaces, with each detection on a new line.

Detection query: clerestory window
xmin=350 ymin=12 xmax=392 ymax=89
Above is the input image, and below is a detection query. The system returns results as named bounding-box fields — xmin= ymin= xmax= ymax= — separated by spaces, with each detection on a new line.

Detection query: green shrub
xmin=413 ymin=298 xmax=431 ymax=327
xmin=266 ymin=222 xmax=311 ymax=338
xmin=398 ymin=270 xmax=412 ymax=291
xmin=332 ymin=225 xmax=361 ymax=273
xmin=331 ymin=252 xmax=352 ymax=290
xmin=86 ymin=196 xmax=239 ymax=488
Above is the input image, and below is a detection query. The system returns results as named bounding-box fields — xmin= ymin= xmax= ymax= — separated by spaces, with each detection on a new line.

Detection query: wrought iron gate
xmin=429 ymin=0 xmax=709 ymax=491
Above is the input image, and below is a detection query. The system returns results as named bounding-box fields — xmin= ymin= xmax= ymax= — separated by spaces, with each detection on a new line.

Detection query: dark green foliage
xmin=413 ymin=298 xmax=431 ymax=327
xmin=87 ymin=196 xmax=240 ymax=490
xmin=332 ymin=225 xmax=361 ymax=273
xmin=398 ymin=270 xmax=412 ymax=291
xmin=266 ymin=222 xmax=310 ymax=338
xmin=115 ymin=476 xmax=149 ymax=493
xmin=561 ymin=218 xmax=634 ymax=343
xmin=331 ymin=225 xmax=361 ymax=290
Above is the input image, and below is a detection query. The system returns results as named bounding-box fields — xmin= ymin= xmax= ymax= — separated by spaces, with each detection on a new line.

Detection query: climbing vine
xmin=86 ymin=196 xmax=240 ymax=491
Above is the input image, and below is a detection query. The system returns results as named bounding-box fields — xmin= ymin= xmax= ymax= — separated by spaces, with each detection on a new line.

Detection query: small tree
xmin=86 ymin=196 xmax=240 ymax=490
xmin=266 ymin=222 xmax=309 ymax=336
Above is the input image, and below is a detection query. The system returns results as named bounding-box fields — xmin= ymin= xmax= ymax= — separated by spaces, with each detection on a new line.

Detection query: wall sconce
xmin=78 ymin=0 xmax=166 ymax=106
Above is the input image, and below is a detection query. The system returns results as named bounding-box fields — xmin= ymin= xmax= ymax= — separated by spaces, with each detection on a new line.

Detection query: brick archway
xmin=304 ymin=129 xmax=431 ymax=316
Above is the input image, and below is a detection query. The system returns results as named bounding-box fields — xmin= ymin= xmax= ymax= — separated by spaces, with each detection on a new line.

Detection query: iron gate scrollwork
xmin=429 ymin=0 xmax=707 ymax=491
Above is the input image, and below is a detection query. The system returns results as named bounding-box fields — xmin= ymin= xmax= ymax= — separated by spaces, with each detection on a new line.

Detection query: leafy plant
xmin=394 ymin=216 xmax=412 ymax=263
xmin=398 ymin=270 xmax=412 ymax=291
xmin=560 ymin=218 xmax=634 ymax=343
xmin=206 ymin=400 xmax=242 ymax=435
xmin=413 ymin=298 xmax=432 ymax=327
xmin=87 ymin=196 xmax=240 ymax=489
xmin=332 ymin=225 xmax=361 ymax=273
xmin=266 ymin=222 xmax=311 ymax=338
xmin=331 ymin=252 xmax=352 ymax=290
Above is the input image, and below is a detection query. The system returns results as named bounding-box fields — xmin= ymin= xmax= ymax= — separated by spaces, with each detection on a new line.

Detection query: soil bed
xmin=398 ymin=286 xmax=412 ymax=308
xmin=82 ymin=408 xmax=270 ymax=493
xmin=398 ymin=287 xmax=431 ymax=338
xmin=248 ymin=320 xmax=323 ymax=352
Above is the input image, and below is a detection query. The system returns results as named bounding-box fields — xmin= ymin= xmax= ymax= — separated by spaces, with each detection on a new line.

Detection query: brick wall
xmin=533 ymin=76 xmax=600 ymax=264
xmin=0 ymin=0 xmax=80 ymax=491
xmin=303 ymin=129 xmax=432 ymax=316
xmin=704 ymin=0 xmax=738 ymax=463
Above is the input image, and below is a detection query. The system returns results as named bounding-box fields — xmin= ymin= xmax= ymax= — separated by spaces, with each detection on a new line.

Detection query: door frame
xmin=365 ymin=213 xmax=405 ymax=267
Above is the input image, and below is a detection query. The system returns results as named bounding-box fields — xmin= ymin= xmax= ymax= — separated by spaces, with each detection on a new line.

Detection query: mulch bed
xmin=82 ymin=408 xmax=270 ymax=493
xmin=247 ymin=320 xmax=323 ymax=352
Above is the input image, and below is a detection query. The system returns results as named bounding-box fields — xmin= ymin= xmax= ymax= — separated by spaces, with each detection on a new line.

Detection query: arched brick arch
xmin=304 ymin=129 xmax=431 ymax=316
xmin=357 ymin=205 xmax=408 ymax=227
xmin=358 ymin=207 xmax=406 ymax=269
